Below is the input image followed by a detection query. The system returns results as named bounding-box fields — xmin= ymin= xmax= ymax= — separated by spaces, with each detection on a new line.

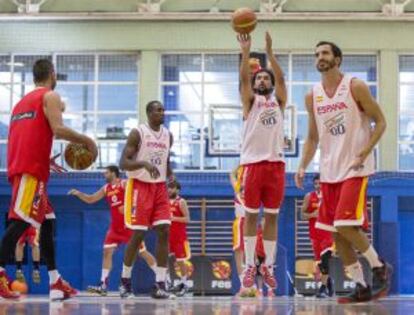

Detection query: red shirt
xmin=170 ymin=197 xmax=187 ymax=240
xmin=306 ymin=191 xmax=321 ymax=239
xmin=8 ymin=87 xmax=53 ymax=182
xmin=104 ymin=180 xmax=126 ymax=232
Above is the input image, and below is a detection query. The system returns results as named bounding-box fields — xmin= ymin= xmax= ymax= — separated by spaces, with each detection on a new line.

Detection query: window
xmin=399 ymin=55 xmax=414 ymax=170
xmin=161 ymin=53 xmax=378 ymax=172
xmin=0 ymin=53 xmax=139 ymax=170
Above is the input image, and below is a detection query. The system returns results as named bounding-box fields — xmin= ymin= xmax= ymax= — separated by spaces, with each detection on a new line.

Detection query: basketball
xmin=64 ymin=143 xmax=95 ymax=170
xmin=11 ymin=280 xmax=27 ymax=294
xmin=231 ymin=7 xmax=257 ymax=34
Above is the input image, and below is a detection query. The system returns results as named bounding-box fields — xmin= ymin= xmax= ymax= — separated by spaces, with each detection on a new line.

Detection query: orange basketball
xmin=231 ymin=7 xmax=257 ymax=34
xmin=64 ymin=143 xmax=95 ymax=170
xmin=11 ymin=280 xmax=28 ymax=294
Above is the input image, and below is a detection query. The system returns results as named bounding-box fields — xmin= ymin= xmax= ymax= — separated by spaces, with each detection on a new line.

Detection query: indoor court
xmin=0 ymin=0 xmax=413 ymax=314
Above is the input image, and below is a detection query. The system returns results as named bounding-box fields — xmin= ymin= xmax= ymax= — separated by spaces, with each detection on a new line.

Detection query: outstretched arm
xmin=238 ymin=34 xmax=255 ymax=119
xmin=68 ymin=186 xmax=106 ymax=204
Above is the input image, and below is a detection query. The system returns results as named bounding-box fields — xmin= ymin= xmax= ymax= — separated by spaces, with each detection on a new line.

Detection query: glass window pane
xmin=204 ymin=155 xmax=240 ymax=171
xmin=0 ymin=143 xmax=7 ymax=169
xmin=0 ymin=84 xmax=11 ymax=112
xmin=275 ymin=54 xmax=289 ymax=74
xmin=12 ymin=85 xmax=36 ymax=108
xmin=399 ymin=143 xmax=414 ymax=170
xmin=400 ymin=56 xmax=414 ymax=83
xmin=98 ymin=85 xmax=137 ymax=111
xmin=0 ymin=56 xmax=11 ymax=83
xmin=162 ymin=84 xmax=202 ymax=111
xmin=297 ymin=114 xmax=308 ymax=141
xmin=63 ymin=113 xmax=94 ymax=136
xmin=96 ymin=114 xmax=137 ymax=139
xmin=170 ymin=142 xmax=200 ymax=170
xmin=56 ymin=55 xmax=95 ymax=82
xmin=162 ymin=54 xmax=202 ymax=82
xmin=291 ymin=84 xmax=312 ymax=112
xmin=292 ymin=55 xmax=319 ymax=81
xmin=0 ymin=115 xmax=9 ymax=139
xmin=96 ymin=141 xmax=125 ymax=168
xmin=342 ymin=55 xmax=377 ymax=82
xmin=56 ymin=85 xmax=94 ymax=112
xmin=400 ymin=85 xmax=414 ymax=112
xmin=204 ymin=84 xmax=240 ymax=106
xmin=399 ymin=115 xmax=414 ymax=139
xmin=14 ymin=55 xmax=52 ymax=85
xmin=164 ymin=114 xmax=201 ymax=142
xmin=99 ymin=55 xmax=138 ymax=82
xmin=204 ymin=54 xmax=238 ymax=82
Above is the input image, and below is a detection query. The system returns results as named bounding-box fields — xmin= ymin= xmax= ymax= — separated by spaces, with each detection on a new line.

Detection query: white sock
xmin=362 ymin=245 xmax=383 ymax=269
xmin=101 ymin=269 xmax=110 ymax=283
xmin=155 ymin=266 xmax=167 ymax=283
xmin=264 ymin=240 xmax=276 ymax=266
xmin=244 ymin=236 xmax=257 ymax=266
xmin=239 ymin=274 xmax=243 ymax=284
xmin=49 ymin=270 xmax=60 ymax=285
xmin=180 ymin=275 xmax=187 ymax=285
xmin=0 ymin=267 xmax=5 ymax=273
xmin=122 ymin=264 xmax=132 ymax=279
xmin=346 ymin=262 xmax=367 ymax=287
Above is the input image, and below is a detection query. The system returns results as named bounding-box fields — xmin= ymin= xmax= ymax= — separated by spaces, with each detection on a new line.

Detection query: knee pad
xmin=318 ymin=250 xmax=332 ymax=275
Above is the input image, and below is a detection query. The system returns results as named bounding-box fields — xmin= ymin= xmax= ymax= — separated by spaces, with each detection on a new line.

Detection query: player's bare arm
xmin=300 ymin=193 xmax=311 ymax=220
xmin=238 ymin=33 xmax=255 ymax=119
xmin=44 ymin=91 xmax=97 ymax=160
xmin=68 ymin=186 xmax=106 ymax=204
xmin=295 ymin=92 xmax=319 ymax=189
xmin=167 ymin=132 xmax=174 ymax=181
xmin=119 ymin=129 xmax=160 ymax=179
xmin=171 ymin=199 xmax=190 ymax=223
xmin=265 ymin=31 xmax=287 ymax=110
xmin=349 ymin=79 xmax=387 ymax=170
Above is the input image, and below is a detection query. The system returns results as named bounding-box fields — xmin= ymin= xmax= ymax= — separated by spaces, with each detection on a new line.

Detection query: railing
xmin=187 ymin=198 xmax=234 ymax=257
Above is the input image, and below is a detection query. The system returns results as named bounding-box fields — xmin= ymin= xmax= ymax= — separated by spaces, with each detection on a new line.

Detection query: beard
xmin=169 ymin=192 xmax=177 ymax=199
xmin=317 ymin=59 xmax=336 ymax=73
xmin=254 ymin=86 xmax=274 ymax=96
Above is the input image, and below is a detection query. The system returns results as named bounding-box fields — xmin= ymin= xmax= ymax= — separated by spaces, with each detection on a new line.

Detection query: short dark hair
xmin=106 ymin=165 xmax=120 ymax=177
xmin=168 ymin=179 xmax=181 ymax=191
xmin=251 ymin=68 xmax=275 ymax=87
xmin=146 ymin=100 xmax=162 ymax=115
xmin=313 ymin=174 xmax=320 ymax=182
xmin=33 ymin=59 xmax=54 ymax=83
xmin=316 ymin=41 xmax=343 ymax=66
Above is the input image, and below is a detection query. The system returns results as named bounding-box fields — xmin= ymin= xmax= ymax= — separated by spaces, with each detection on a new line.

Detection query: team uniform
xmin=124 ymin=124 xmax=171 ymax=230
xmin=103 ymin=180 xmax=146 ymax=252
xmin=312 ymin=75 xmax=374 ymax=232
xmin=17 ymin=226 xmax=39 ymax=247
xmin=240 ymin=94 xmax=285 ymax=214
xmin=306 ymin=191 xmax=333 ymax=262
xmin=169 ymin=197 xmax=191 ymax=261
xmin=8 ymin=87 xmax=56 ymax=228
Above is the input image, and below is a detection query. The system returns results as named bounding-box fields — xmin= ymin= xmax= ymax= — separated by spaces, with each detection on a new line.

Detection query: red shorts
xmin=124 ymin=179 xmax=170 ymax=230
xmin=8 ymin=174 xmax=55 ymax=228
xmin=311 ymin=234 xmax=333 ymax=261
xmin=103 ymin=227 xmax=146 ymax=252
xmin=240 ymin=161 xmax=285 ymax=213
xmin=169 ymin=238 xmax=191 ymax=261
xmin=17 ymin=226 xmax=39 ymax=247
xmin=316 ymin=177 xmax=369 ymax=232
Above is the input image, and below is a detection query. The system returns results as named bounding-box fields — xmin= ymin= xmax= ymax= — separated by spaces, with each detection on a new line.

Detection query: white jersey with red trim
xmin=126 ymin=124 xmax=170 ymax=183
xmin=312 ymin=74 xmax=375 ymax=183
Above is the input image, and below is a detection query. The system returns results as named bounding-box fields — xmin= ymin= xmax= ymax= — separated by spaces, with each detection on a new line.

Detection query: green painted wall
xmin=0 ymin=19 xmax=409 ymax=170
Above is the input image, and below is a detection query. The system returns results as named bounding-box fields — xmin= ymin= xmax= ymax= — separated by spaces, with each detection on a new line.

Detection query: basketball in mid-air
xmin=64 ymin=143 xmax=95 ymax=170
xmin=231 ymin=7 xmax=257 ymax=34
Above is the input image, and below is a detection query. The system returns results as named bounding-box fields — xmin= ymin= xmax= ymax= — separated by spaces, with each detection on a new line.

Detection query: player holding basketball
xmin=167 ymin=179 xmax=191 ymax=297
xmin=295 ymin=42 xmax=391 ymax=303
xmin=237 ymin=31 xmax=287 ymax=296
xmin=300 ymin=174 xmax=334 ymax=298
xmin=0 ymin=59 xmax=97 ymax=299
xmin=68 ymin=165 xmax=156 ymax=296
xmin=15 ymin=226 xmax=41 ymax=284
xmin=119 ymin=100 xmax=174 ymax=299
